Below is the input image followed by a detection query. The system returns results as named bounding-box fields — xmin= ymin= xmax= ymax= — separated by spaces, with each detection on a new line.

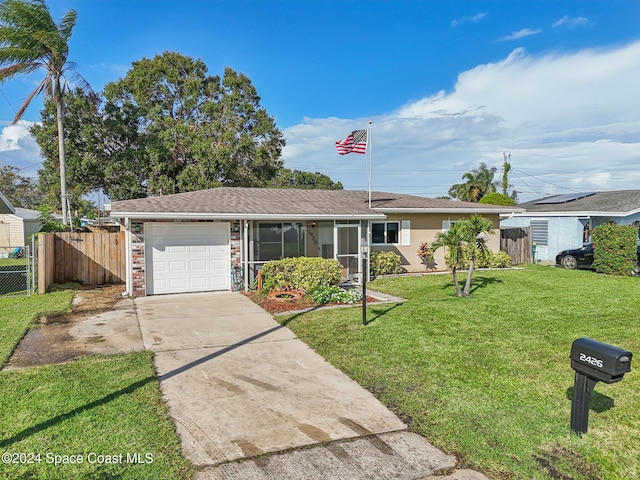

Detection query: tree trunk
xmin=463 ymin=259 xmax=475 ymax=297
xmin=55 ymin=81 xmax=68 ymax=226
xmin=452 ymin=266 xmax=463 ymax=297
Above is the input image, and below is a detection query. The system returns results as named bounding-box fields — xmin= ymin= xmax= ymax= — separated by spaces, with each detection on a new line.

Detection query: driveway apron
xmin=135 ymin=292 xmax=408 ymax=467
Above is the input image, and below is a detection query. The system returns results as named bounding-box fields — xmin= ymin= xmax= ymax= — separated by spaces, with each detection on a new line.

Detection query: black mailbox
xmin=569 ymin=337 xmax=632 ymax=436
xmin=570 ymin=337 xmax=632 ymax=383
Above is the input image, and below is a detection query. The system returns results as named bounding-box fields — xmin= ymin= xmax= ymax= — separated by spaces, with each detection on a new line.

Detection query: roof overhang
xmin=109 ymin=212 xmax=386 ymax=221
xmin=0 ymin=190 xmax=15 ymax=215
xmin=501 ymin=209 xmax=640 ymax=218
xmin=375 ymin=207 xmax=525 ymax=215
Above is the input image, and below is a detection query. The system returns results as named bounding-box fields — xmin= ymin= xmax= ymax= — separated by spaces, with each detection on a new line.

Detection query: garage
xmin=145 ymin=222 xmax=230 ymax=295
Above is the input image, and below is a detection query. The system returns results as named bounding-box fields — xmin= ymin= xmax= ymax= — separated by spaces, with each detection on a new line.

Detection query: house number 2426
xmin=579 ymin=353 xmax=603 ymax=368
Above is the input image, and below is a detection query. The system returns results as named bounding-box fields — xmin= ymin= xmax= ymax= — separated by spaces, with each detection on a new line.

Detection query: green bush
xmin=447 ymin=246 xmax=512 ymax=269
xmin=592 ymin=224 xmax=637 ymax=276
xmin=261 ymin=257 xmax=342 ymax=292
xmin=308 ymin=285 xmax=362 ymax=304
xmin=370 ymin=251 xmax=402 ymax=276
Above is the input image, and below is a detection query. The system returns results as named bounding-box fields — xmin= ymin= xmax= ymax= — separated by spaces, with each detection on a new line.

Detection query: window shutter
xmin=401 ymin=220 xmax=410 ymax=246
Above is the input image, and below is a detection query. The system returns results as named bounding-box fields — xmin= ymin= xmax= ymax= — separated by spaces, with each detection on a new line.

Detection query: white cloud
xmin=0 ymin=122 xmax=42 ymax=175
xmin=451 ymin=13 xmax=487 ymax=27
xmin=499 ymin=28 xmax=542 ymax=41
xmin=282 ymin=40 xmax=640 ymax=202
xmin=553 ymin=16 xmax=589 ymax=28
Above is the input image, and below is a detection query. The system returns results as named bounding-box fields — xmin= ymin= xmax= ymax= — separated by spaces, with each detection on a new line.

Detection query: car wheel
xmin=562 ymin=255 xmax=578 ymax=270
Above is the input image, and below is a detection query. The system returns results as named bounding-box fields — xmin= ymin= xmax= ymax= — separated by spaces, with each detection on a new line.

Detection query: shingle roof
xmin=517 ymin=190 xmax=640 ymax=214
xmin=109 ymin=187 xmax=518 ymax=219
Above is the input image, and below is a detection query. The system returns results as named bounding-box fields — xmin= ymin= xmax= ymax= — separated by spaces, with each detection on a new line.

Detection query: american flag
xmin=335 ymin=129 xmax=367 ymax=155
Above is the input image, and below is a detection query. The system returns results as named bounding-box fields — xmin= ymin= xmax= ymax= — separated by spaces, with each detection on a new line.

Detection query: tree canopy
xmin=0 ymin=165 xmax=43 ymax=208
xmin=270 ymin=169 xmax=343 ymax=190
xmin=34 ymin=52 xmax=292 ymax=201
xmin=478 ymin=192 xmax=517 ymax=206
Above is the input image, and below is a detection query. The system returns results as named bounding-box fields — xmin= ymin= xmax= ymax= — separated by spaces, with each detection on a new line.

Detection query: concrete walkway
xmin=135 ymin=292 xmax=488 ymax=479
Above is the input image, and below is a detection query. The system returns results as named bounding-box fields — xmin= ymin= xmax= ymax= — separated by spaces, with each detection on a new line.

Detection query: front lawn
xmin=0 ymin=291 xmax=74 ymax=367
xmin=280 ymin=265 xmax=640 ymax=480
xmin=0 ymin=293 xmax=193 ymax=479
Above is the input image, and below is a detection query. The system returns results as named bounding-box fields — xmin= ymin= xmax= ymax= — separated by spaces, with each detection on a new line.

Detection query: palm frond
xmin=13 ymin=77 xmax=47 ymax=123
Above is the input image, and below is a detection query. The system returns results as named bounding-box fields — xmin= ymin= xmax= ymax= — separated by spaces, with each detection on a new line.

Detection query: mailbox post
xmin=570 ymin=338 xmax=632 ymax=436
xmin=360 ymin=243 xmax=369 ymax=326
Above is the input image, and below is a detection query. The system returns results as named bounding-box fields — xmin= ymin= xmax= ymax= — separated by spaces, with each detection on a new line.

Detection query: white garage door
xmin=145 ymin=222 xmax=230 ymax=295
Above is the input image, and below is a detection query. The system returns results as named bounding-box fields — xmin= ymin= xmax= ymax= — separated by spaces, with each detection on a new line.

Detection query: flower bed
xmin=243 ymin=290 xmax=377 ymax=314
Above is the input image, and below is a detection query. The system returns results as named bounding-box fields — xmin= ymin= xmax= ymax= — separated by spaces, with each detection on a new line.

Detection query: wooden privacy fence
xmin=39 ymin=231 xmax=125 ymax=293
xmin=500 ymin=226 xmax=533 ymax=265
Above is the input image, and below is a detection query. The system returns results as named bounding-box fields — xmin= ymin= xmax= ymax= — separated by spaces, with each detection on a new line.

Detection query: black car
xmin=556 ymin=244 xmax=594 ymax=269
xmin=556 ymin=243 xmax=640 ymax=271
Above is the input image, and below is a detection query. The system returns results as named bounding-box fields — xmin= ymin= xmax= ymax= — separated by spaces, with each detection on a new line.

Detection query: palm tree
xmin=459 ymin=214 xmax=495 ymax=297
xmin=0 ymin=0 xmax=92 ymax=225
xmin=432 ymin=222 xmax=466 ymax=297
xmin=448 ymin=162 xmax=498 ymax=202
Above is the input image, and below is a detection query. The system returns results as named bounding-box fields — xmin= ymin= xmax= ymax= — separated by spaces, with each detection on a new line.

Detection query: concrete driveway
xmin=135 ymin=291 xmax=406 ymax=463
xmin=135 ymin=292 xmax=486 ymax=479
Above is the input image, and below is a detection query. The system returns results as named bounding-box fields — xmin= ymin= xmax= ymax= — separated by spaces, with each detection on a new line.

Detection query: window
xmin=372 ymin=222 xmax=399 ymax=244
xmin=442 ymin=220 xmax=460 ymax=232
xmin=530 ymin=219 xmax=549 ymax=246
xmin=255 ymin=222 xmax=305 ymax=261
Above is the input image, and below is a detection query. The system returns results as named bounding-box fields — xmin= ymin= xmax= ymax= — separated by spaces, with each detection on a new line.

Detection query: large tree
xmin=0 ymin=0 xmax=92 ymax=224
xmin=32 ymin=88 xmax=148 ymax=203
xmin=270 ymin=169 xmax=343 ymax=190
xmin=34 ymin=53 xmax=342 ymax=201
xmin=448 ymin=162 xmax=497 ymax=202
xmin=102 ymin=52 xmax=285 ymax=196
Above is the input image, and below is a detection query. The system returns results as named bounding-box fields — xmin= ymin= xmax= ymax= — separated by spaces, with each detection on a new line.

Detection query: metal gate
xmin=0 ymin=239 xmax=34 ymax=297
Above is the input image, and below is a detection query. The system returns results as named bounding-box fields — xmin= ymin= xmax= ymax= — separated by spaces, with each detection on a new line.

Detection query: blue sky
xmin=1 ymin=1 xmax=639 ymax=202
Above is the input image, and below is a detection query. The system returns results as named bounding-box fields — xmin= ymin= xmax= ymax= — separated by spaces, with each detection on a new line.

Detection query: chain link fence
xmin=0 ymin=242 xmax=33 ymax=297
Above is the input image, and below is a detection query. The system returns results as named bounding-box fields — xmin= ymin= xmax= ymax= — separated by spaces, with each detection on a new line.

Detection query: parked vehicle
xmin=556 ymin=243 xmax=640 ymax=271
xmin=556 ymin=244 xmax=594 ymax=270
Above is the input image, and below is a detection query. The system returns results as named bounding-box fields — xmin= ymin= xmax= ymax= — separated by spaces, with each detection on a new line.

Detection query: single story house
xmin=108 ymin=187 xmax=523 ymax=297
xmin=0 ymin=190 xmax=42 ymax=252
xmin=500 ymin=190 xmax=640 ymax=262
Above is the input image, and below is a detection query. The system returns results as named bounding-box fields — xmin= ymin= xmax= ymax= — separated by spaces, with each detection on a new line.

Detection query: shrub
xmin=447 ymin=246 xmax=512 ymax=269
xmin=592 ymin=224 xmax=637 ymax=276
xmin=478 ymin=192 xmax=517 ymax=206
xmin=261 ymin=257 xmax=342 ymax=292
xmin=370 ymin=251 xmax=402 ymax=276
xmin=308 ymin=285 xmax=362 ymax=304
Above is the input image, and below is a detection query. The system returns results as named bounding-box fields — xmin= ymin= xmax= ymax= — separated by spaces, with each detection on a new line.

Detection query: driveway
xmin=135 ymin=292 xmax=485 ymax=479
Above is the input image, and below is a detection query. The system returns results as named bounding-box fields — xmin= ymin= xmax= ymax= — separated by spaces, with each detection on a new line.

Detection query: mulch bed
xmin=242 ymin=291 xmax=377 ymax=314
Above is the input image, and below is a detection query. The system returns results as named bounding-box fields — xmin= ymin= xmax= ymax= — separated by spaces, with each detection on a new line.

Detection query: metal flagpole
xmin=368 ymin=120 xmax=373 ymax=208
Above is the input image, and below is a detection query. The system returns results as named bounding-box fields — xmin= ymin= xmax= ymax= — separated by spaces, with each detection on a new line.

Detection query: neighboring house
xmin=0 ymin=191 xmax=42 ymax=250
xmin=109 ymin=187 xmax=522 ymax=297
xmin=501 ymin=190 xmax=640 ymax=262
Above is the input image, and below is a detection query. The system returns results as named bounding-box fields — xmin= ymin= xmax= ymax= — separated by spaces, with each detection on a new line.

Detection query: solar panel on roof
xmin=534 ymin=192 xmax=597 ymax=204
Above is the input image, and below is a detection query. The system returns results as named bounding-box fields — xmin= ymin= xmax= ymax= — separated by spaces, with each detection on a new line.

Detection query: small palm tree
xmin=460 ymin=214 xmax=495 ymax=297
xmin=432 ymin=222 xmax=466 ymax=297
xmin=0 ymin=0 xmax=92 ymax=225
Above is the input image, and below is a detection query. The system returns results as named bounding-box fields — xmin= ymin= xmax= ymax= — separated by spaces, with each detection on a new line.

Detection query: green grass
xmin=0 ymin=292 xmax=194 ymax=479
xmin=0 ymin=352 xmax=193 ymax=479
xmin=0 ymin=291 xmax=74 ymax=367
xmin=280 ymin=265 xmax=640 ymax=480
